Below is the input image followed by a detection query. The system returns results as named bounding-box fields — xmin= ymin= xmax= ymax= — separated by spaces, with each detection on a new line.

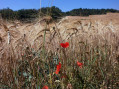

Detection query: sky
xmin=0 ymin=0 xmax=119 ymax=12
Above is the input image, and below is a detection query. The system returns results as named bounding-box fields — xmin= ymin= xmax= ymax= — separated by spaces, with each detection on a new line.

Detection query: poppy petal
xmin=60 ymin=42 xmax=69 ymax=48
xmin=77 ymin=61 xmax=83 ymax=68
xmin=42 ymin=85 xmax=49 ymax=89
xmin=55 ymin=62 xmax=61 ymax=74
xmin=60 ymin=43 xmax=65 ymax=48
xmin=65 ymin=42 xmax=69 ymax=48
xmin=55 ymin=70 xmax=59 ymax=74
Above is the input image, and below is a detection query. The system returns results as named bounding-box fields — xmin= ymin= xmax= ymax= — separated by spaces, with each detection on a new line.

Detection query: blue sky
xmin=0 ymin=0 xmax=119 ymax=12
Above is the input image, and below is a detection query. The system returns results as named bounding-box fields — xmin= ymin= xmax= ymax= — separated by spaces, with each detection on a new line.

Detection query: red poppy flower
xmin=60 ymin=42 xmax=69 ymax=48
xmin=77 ymin=61 xmax=83 ymax=68
xmin=42 ymin=85 xmax=49 ymax=89
xmin=55 ymin=62 xmax=61 ymax=74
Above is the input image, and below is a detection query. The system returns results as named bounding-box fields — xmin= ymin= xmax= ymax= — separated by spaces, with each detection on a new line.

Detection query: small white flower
xmin=55 ymin=80 xmax=60 ymax=83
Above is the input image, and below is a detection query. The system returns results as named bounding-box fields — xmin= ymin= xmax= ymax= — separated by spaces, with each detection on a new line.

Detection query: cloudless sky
xmin=0 ymin=0 xmax=119 ymax=12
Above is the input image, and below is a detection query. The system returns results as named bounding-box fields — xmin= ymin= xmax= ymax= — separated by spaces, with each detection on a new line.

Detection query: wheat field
xmin=0 ymin=13 xmax=119 ymax=89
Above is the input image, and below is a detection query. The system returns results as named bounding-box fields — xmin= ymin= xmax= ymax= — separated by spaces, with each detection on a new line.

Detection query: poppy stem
xmin=62 ymin=48 xmax=67 ymax=73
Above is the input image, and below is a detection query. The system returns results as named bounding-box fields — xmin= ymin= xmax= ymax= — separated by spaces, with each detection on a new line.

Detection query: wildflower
xmin=55 ymin=62 xmax=61 ymax=74
xmin=42 ymin=85 xmax=49 ymax=89
xmin=55 ymin=80 xmax=60 ymax=83
xmin=77 ymin=61 xmax=83 ymax=68
xmin=60 ymin=42 xmax=69 ymax=48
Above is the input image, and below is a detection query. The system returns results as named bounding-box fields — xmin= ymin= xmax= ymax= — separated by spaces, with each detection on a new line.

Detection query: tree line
xmin=0 ymin=6 xmax=119 ymax=21
xmin=65 ymin=8 xmax=119 ymax=16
